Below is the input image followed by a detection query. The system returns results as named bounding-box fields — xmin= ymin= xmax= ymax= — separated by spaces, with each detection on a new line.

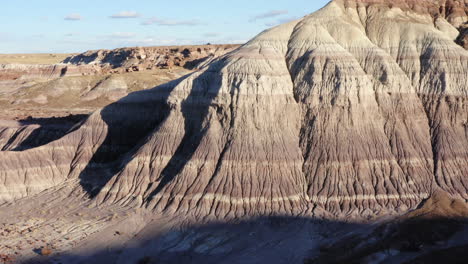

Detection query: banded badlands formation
xmin=0 ymin=45 xmax=237 ymax=153
xmin=0 ymin=0 xmax=467 ymax=263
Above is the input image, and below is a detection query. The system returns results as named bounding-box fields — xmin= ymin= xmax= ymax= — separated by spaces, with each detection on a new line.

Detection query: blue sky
xmin=0 ymin=0 xmax=330 ymax=53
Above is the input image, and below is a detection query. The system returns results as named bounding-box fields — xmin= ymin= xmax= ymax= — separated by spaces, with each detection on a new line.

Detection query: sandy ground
xmin=3 ymin=189 xmax=466 ymax=264
xmin=0 ymin=68 xmax=192 ymax=120
xmin=0 ymin=54 xmax=73 ymax=65
xmin=0 ymin=186 xmax=358 ymax=264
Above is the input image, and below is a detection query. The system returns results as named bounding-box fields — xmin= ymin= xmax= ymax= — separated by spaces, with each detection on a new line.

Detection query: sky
xmin=0 ymin=0 xmax=330 ymax=54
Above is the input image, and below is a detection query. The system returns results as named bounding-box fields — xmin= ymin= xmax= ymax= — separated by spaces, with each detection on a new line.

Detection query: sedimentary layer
xmin=0 ymin=0 xmax=466 ymax=219
xmin=0 ymin=64 xmax=99 ymax=81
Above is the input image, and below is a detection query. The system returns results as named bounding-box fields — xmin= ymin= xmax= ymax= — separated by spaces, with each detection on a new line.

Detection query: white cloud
xmin=110 ymin=11 xmax=141 ymax=19
xmin=64 ymin=14 xmax=82 ymax=21
xmin=249 ymin=10 xmax=288 ymax=22
xmin=141 ymin=17 xmax=202 ymax=26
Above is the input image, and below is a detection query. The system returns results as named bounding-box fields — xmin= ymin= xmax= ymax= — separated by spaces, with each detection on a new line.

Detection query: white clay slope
xmin=0 ymin=0 xmax=467 ymax=219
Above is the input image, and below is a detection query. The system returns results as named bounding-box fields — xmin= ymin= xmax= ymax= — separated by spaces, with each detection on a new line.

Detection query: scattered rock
xmin=39 ymin=247 xmax=53 ymax=256
xmin=62 ymin=44 xmax=239 ymax=71
xmin=0 ymin=254 xmax=15 ymax=264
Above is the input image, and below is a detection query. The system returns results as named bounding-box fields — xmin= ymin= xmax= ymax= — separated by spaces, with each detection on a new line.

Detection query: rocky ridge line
xmin=62 ymin=44 xmax=241 ymax=73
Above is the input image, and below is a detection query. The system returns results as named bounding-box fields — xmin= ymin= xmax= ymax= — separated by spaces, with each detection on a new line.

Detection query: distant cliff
xmin=62 ymin=44 xmax=241 ymax=73
xmin=0 ymin=64 xmax=99 ymax=81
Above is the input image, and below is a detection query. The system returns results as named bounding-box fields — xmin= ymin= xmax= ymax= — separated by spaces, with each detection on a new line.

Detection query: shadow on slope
xmin=1 ymin=114 xmax=88 ymax=151
xmin=78 ymin=57 xmax=230 ymax=199
xmin=20 ymin=215 xmax=468 ymax=264
xmin=145 ymin=58 xmax=230 ymax=204
xmin=77 ymin=74 xmax=189 ymax=197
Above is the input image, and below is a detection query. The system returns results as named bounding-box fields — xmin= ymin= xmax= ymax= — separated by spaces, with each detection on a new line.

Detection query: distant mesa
xmin=61 ymin=44 xmax=241 ymax=73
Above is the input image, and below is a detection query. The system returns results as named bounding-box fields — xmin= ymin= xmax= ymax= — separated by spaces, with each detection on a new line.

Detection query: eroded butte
xmin=0 ymin=0 xmax=467 ymax=263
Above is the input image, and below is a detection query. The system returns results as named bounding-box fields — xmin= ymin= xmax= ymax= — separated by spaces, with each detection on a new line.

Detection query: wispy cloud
xmin=141 ymin=17 xmax=202 ymax=26
xmin=249 ymin=10 xmax=288 ymax=22
xmin=110 ymin=11 xmax=140 ymax=19
xmin=64 ymin=14 xmax=82 ymax=21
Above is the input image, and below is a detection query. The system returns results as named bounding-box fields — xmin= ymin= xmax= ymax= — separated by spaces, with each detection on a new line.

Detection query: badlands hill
xmin=0 ymin=45 xmax=237 ymax=153
xmin=62 ymin=44 xmax=240 ymax=71
xmin=0 ymin=45 xmax=239 ymax=118
xmin=0 ymin=0 xmax=467 ymax=263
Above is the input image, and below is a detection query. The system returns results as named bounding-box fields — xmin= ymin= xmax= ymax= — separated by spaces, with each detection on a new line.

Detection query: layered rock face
xmin=0 ymin=64 xmax=99 ymax=81
xmin=343 ymin=0 xmax=468 ymax=49
xmin=62 ymin=44 xmax=241 ymax=72
xmin=0 ymin=0 xmax=466 ymax=219
xmin=343 ymin=0 xmax=467 ymax=26
xmin=0 ymin=45 xmax=239 ymax=93
xmin=0 ymin=116 xmax=85 ymax=151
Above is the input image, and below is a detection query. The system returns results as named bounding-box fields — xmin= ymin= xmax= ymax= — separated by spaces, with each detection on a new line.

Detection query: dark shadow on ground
xmin=19 ymin=215 xmax=468 ymax=264
xmin=1 ymin=114 xmax=88 ymax=151
xmin=183 ymin=57 xmax=211 ymax=70
xmin=306 ymin=217 xmax=468 ymax=264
